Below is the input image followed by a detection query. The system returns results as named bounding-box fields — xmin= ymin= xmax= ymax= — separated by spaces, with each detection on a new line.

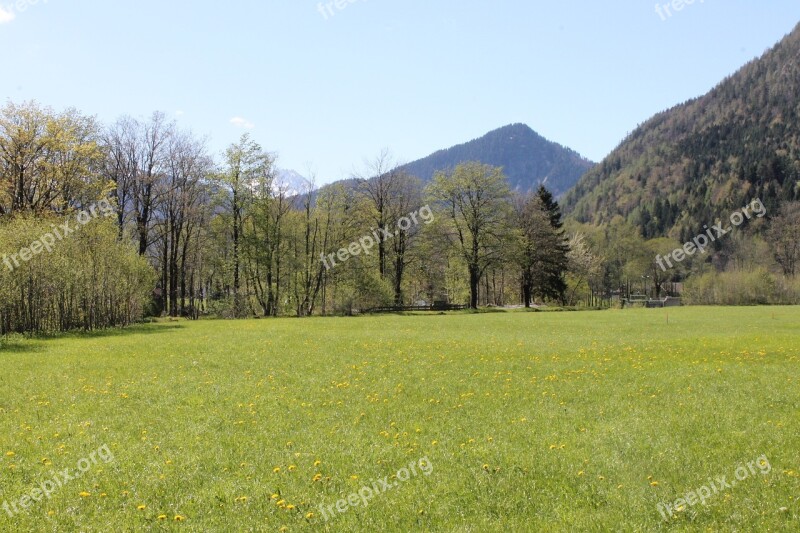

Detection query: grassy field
xmin=0 ymin=307 xmax=798 ymax=532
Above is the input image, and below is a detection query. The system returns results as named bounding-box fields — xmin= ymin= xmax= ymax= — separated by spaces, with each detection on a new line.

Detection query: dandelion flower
xmin=79 ymin=492 xmax=91 ymax=498
xmin=137 ymin=505 xmax=146 ymax=511
xmin=174 ymin=515 xmax=185 ymax=521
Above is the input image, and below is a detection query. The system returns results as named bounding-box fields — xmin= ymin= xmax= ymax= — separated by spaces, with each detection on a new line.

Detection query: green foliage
xmin=683 ymin=268 xmax=799 ymax=305
xmin=0 ymin=101 xmax=106 ymax=216
xmin=565 ymin=232 xmax=603 ymax=306
xmin=427 ymin=162 xmax=514 ymax=308
xmin=522 ymin=186 xmax=569 ymax=304
xmin=0 ymin=216 xmax=154 ymax=334
xmin=767 ymin=201 xmax=800 ymax=276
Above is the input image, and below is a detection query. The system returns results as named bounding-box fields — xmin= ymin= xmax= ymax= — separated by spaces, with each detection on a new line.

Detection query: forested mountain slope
xmin=564 ymin=23 xmax=800 ymax=241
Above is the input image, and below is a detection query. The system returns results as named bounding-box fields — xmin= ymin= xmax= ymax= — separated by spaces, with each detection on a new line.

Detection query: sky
xmin=2 ymin=1 xmax=800 ymax=184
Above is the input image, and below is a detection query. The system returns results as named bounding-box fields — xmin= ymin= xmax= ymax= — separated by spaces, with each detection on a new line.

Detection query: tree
xmin=157 ymin=131 xmax=212 ymax=317
xmin=428 ymin=162 xmax=512 ymax=309
xmin=216 ymin=134 xmax=273 ymax=318
xmin=312 ymin=182 xmax=356 ymax=315
xmin=101 ymin=116 xmax=138 ymax=238
xmin=565 ymin=232 xmax=602 ymax=306
xmin=289 ymin=175 xmax=326 ymax=316
xmin=133 ymin=113 xmax=173 ymax=256
xmin=355 ymin=149 xmax=401 ymax=280
xmin=644 ymin=238 xmax=684 ymax=298
xmin=246 ymin=160 xmax=289 ymax=317
xmin=0 ymin=101 xmax=104 ymax=216
xmin=768 ymin=201 xmax=800 ymax=277
xmin=516 ymin=187 xmax=569 ymax=306
xmin=388 ymin=172 xmax=424 ymax=304
xmin=101 ymin=112 xmax=174 ymax=256
xmin=593 ymin=216 xmax=648 ymax=298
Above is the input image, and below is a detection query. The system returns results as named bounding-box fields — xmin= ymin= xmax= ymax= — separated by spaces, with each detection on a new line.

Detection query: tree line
xmin=2 ymin=101 xmax=799 ymax=335
xmin=0 ymin=102 xmax=579 ymax=334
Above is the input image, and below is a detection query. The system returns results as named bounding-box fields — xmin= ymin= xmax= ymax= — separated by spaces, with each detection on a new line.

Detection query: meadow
xmin=0 ymin=307 xmax=798 ymax=532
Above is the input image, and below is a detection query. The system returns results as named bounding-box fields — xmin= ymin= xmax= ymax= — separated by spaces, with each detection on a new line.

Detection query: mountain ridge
xmin=563 ymin=22 xmax=800 ymax=240
xmin=399 ymin=123 xmax=595 ymax=197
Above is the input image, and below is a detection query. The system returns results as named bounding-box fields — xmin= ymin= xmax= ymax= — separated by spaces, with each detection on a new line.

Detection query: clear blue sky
xmin=2 ymin=1 xmax=800 ymax=183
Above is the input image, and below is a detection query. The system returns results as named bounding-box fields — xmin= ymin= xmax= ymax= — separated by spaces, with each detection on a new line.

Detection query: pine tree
xmin=518 ymin=186 xmax=570 ymax=305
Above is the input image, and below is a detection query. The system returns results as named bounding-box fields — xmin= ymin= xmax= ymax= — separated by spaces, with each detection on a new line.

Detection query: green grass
xmin=0 ymin=307 xmax=798 ymax=532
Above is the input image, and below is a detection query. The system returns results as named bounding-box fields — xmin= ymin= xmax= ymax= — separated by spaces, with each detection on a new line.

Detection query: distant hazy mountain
xmin=276 ymin=168 xmax=311 ymax=195
xmin=399 ymin=124 xmax=595 ymax=197
xmin=563 ymin=23 xmax=800 ymax=241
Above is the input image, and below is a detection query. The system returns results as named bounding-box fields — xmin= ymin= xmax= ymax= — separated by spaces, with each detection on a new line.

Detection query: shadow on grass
xmin=360 ymin=307 xmax=511 ymax=317
xmin=0 ymin=322 xmax=185 ymax=355
xmin=0 ymin=340 xmax=47 ymax=354
xmin=62 ymin=322 xmax=186 ymax=340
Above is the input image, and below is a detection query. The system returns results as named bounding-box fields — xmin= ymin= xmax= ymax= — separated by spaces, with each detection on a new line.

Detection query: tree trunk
xmin=469 ymin=266 xmax=480 ymax=309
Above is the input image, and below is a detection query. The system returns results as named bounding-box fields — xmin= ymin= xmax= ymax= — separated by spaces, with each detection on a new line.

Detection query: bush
xmin=0 ymin=216 xmax=155 ymax=335
xmin=683 ymin=268 xmax=799 ymax=305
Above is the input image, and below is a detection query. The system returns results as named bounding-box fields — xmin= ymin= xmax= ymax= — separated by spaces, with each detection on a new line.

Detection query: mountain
xmin=276 ymin=168 xmax=311 ymax=195
xmin=399 ymin=124 xmax=595 ymax=197
xmin=564 ymin=23 xmax=800 ymax=241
